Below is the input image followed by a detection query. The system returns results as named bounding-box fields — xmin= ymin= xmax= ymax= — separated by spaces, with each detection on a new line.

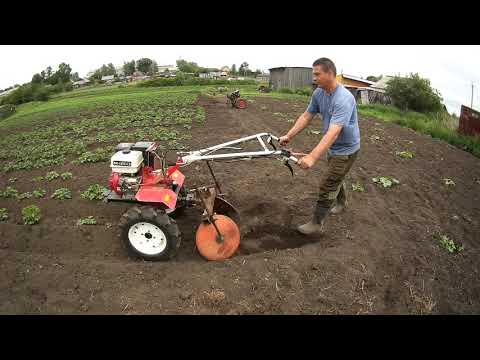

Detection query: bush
xmin=77 ymin=148 xmax=112 ymax=163
xmin=81 ymin=184 xmax=108 ymax=201
xmin=385 ymin=73 xmax=443 ymax=113
xmin=0 ymin=208 xmax=8 ymax=221
xmin=294 ymin=87 xmax=313 ymax=96
xmin=278 ymin=87 xmax=294 ymax=94
xmin=0 ymin=104 xmax=16 ymax=120
xmin=45 ymin=171 xmax=60 ymax=181
xmin=51 ymin=188 xmax=72 ymax=200
xmin=60 ymin=172 xmax=73 ymax=180
xmin=22 ymin=205 xmax=41 ymax=225
xmin=18 ymin=192 xmax=34 ymax=200
xmin=0 ymin=83 xmax=51 ymax=106
xmin=77 ymin=216 xmax=97 ymax=226
xmin=33 ymin=189 xmax=46 ymax=198
xmin=0 ymin=186 xmax=19 ymax=198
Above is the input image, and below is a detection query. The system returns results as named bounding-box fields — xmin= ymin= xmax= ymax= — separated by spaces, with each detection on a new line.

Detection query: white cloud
xmin=1 ymin=45 xmax=479 ymax=114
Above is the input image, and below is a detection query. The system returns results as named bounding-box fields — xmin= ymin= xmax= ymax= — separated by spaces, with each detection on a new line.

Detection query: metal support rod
xmin=206 ymin=161 xmax=223 ymax=195
xmin=197 ymin=190 xmax=224 ymax=243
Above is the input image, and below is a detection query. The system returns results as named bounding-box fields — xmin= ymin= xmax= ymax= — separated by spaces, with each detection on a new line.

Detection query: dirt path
xmin=1 ymin=95 xmax=479 ymax=314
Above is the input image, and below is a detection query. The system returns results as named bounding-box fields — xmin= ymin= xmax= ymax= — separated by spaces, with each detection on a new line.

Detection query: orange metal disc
xmin=196 ymin=215 xmax=240 ymax=261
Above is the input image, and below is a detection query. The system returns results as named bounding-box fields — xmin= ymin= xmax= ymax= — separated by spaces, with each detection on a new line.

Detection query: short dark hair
xmin=312 ymin=58 xmax=337 ymax=76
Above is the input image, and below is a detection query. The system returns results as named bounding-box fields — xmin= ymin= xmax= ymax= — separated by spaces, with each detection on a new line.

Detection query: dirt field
xmin=1 ymin=95 xmax=479 ymax=314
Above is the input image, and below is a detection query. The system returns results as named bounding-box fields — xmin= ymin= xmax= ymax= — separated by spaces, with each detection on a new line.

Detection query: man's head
xmin=312 ymin=58 xmax=337 ymax=89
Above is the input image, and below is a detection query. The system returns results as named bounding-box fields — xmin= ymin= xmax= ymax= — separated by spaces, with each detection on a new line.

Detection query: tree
xmin=123 ymin=60 xmax=136 ymax=76
xmin=107 ymin=63 xmax=117 ymax=76
xmin=148 ymin=60 xmax=158 ymax=76
xmin=176 ymin=59 xmax=200 ymax=74
xmin=239 ymin=62 xmax=249 ymax=77
xmin=367 ymin=75 xmax=382 ymax=82
xmin=385 ymin=73 xmax=443 ymax=113
xmin=56 ymin=63 xmax=72 ymax=83
xmin=136 ymin=58 xmax=154 ymax=74
xmin=70 ymin=72 xmax=80 ymax=82
xmin=32 ymin=73 xmax=43 ymax=84
xmin=231 ymin=64 xmax=236 ymax=75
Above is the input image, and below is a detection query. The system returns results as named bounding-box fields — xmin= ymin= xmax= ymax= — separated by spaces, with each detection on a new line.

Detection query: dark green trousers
xmin=314 ymin=150 xmax=359 ymax=222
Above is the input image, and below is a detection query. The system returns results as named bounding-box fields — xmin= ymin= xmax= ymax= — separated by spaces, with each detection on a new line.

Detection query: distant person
xmin=279 ymin=58 xmax=360 ymax=235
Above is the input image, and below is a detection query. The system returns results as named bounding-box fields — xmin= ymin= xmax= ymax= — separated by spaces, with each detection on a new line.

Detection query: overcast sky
xmin=1 ymin=45 xmax=479 ymax=114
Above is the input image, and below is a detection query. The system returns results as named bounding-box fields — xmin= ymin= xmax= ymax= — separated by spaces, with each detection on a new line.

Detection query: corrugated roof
xmin=269 ymin=67 xmax=312 ymax=71
xmin=339 ymin=74 xmax=375 ymax=85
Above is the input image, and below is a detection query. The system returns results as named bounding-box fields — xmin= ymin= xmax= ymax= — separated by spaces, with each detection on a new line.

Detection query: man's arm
xmin=279 ymin=111 xmax=315 ymax=145
xmin=297 ymin=123 xmax=343 ymax=169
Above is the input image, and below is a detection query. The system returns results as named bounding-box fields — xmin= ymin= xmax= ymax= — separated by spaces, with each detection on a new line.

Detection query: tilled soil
xmin=1 ymin=95 xmax=479 ymax=314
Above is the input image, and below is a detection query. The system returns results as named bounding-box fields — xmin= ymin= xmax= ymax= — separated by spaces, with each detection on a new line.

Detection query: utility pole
xmin=471 ymin=82 xmax=474 ymax=109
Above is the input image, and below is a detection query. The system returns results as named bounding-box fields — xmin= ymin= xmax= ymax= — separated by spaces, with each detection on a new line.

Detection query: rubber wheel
xmin=195 ymin=215 xmax=240 ymax=261
xmin=119 ymin=206 xmax=181 ymax=261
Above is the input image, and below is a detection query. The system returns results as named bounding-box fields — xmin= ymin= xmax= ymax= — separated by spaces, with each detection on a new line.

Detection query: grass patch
xmin=358 ymin=104 xmax=480 ymax=158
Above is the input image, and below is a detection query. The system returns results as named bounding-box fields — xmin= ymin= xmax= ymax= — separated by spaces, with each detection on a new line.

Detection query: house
xmin=157 ymin=65 xmax=178 ymax=77
xmin=220 ymin=66 xmax=230 ymax=73
xmin=72 ymin=79 xmax=91 ymax=88
xmin=370 ymin=75 xmax=394 ymax=92
xmin=101 ymin=75 xmax=115 ymax=83
xmin=268 ymin=67 xmax=313 ymax=90
xmin=158 ymin=65 xmax=178 ymax=73
xmin=336 ymin=74 xmax=375 ymax=88
xmin=354 ymin=87 xmax=392 ymax=105
xmin=199 ymin=72 xmax=223 ymax=79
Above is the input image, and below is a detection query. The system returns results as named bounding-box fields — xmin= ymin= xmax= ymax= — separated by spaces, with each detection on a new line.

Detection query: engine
xmin=109 ymin=142 xmax=157 ymax=197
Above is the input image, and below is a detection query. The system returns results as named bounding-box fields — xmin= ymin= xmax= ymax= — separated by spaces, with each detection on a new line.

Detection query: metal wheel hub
xmin=128 ymin=222 xmax=167 ymax=255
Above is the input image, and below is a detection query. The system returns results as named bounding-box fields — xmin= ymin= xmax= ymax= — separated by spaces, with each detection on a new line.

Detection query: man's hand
xmin=279 ymin=134 xmax=291 ymax=146
xmin=297 ymin=153 xmax=317 ymax=169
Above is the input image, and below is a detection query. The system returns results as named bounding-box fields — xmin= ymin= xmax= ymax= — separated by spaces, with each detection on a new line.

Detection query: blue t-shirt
xmin=306 ymin=84 xmax=360 ymax=155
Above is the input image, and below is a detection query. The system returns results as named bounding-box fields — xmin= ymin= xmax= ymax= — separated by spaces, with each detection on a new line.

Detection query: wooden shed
xmin=458 ymin=105 xmax=480 ymax=137
xmin=269 ymin=67 xmax=313 ymax=90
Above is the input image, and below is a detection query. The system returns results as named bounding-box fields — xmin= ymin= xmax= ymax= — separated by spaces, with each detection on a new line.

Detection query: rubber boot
xmin=297 ymin=204 xmax=330 ymax=235
xmin=330 ymin=182 xmax=348 ymax=215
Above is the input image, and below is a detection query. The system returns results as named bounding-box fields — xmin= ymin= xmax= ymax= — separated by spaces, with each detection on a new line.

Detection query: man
xmin=279 ymin=58 xmax=360 ymax=235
